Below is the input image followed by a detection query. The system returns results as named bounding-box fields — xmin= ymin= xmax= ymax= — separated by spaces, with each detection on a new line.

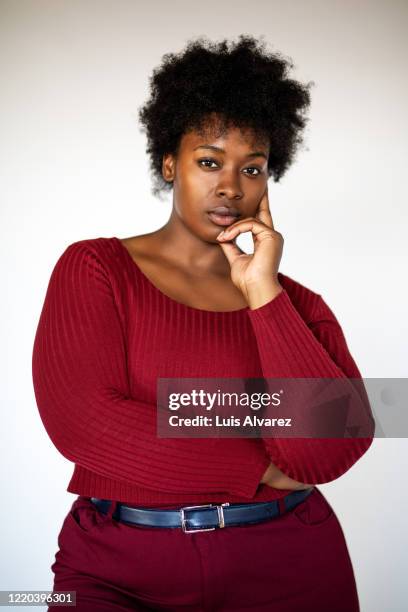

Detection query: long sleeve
xmin=247 ymin=287 xmax=375 ymax=484
xmin=32 ymin=241 xmax=270 ymax=498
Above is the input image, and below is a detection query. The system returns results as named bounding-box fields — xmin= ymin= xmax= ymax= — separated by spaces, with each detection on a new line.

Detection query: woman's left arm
xmin=217 ymin=184 xmax=375 ymax=485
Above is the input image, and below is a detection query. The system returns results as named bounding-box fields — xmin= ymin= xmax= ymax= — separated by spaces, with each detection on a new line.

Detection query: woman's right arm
xmin=32 ymin=241 xmax=270 ymax=498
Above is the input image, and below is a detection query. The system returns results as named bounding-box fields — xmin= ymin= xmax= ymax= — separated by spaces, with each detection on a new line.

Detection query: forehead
xmin=180 ymin=116 xmax=269 ymax=151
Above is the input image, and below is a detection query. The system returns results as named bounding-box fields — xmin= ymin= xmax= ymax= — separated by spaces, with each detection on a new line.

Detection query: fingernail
xmin=217 ymin=231 xmax=224 ymax=239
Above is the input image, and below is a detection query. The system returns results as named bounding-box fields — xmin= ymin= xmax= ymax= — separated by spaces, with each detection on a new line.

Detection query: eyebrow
xmin=193 ymin=144 xmax=268 ymax=160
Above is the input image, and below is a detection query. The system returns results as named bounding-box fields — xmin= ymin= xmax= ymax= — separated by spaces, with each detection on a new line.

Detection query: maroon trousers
xmin=48 ymin=488 xmax=360 ymax=611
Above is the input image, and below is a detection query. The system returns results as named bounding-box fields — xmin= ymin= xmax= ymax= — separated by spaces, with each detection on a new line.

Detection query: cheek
xmin=173 ymin=195 xmax=202 ymax=228
xmin=175 ymin=180 xmax=208 ymax=217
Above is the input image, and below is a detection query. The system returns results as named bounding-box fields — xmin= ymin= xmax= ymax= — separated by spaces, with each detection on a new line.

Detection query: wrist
xmin=246 ymin=280 xmax=283 ymax=310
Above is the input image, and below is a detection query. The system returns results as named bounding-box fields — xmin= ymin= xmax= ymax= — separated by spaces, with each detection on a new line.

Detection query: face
xmin=162 ymin=116 xmax=270 ymax=242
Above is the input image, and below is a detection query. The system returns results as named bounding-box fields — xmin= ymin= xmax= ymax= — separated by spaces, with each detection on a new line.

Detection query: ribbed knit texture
xmin=32 ymin=237 xmax=373 ymax=507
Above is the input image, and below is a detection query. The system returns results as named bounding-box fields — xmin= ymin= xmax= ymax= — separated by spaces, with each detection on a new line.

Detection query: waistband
xmin=90 ymin=487 xmax=315 ymax=534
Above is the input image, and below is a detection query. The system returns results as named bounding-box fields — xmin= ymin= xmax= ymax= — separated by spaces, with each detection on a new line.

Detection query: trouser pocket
xmin=292 ymin=487 xmax=336 ymax=527
xmin=67 ymin=496 xmax=106 ymax=533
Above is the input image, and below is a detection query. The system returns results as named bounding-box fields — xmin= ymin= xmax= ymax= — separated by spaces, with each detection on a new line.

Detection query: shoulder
xmin=277 ymin=270 xmax=340 ymax=327
xmin=53 ymin=236 xmax=122 ymax=272
xmin=59 ymin=236 xmax=118 ymax=259
xmin=46 ymin=237 xmax=129 ymax=293
xmin=277 ymin=271 xmax=322 ymax=322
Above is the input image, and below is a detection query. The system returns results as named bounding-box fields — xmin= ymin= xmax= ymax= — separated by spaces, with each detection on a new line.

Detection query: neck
xmin=149 ymin=208 xmax=234 ymax=276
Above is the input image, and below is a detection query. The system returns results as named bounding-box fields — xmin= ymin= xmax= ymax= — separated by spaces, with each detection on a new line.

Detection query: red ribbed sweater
xmin=32 ymin=236 xmax=373 ymax=508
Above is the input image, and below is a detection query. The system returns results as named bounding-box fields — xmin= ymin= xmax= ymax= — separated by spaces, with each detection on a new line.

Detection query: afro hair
xmin=138 ymin=34 xmax=314 ymax=197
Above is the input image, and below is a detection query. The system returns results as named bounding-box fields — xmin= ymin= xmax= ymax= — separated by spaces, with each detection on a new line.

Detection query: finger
xmin=217 ymin=218 xmax=274 ymax=242
xmin=218 ymin=240 xmax=246 ymax=267
xmin=256 ymin=183 xmax=274 ymax=230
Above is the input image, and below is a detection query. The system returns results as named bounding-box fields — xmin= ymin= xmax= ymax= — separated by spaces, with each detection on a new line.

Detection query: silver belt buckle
xmin=180 ymin=502 xmax=230 ymax=534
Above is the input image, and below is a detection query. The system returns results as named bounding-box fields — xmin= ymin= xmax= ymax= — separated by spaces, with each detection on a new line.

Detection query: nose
xmin=215 ymin=174 xmax=244 ymax=200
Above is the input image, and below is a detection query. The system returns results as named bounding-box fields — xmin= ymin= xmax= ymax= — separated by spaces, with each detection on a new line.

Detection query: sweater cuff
xmin=246 ymin=288 xmax=295 ymax=322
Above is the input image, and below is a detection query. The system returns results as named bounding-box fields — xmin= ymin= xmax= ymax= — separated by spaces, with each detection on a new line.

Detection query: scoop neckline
xmin=111 ymin=236 xmax=252 ymax=315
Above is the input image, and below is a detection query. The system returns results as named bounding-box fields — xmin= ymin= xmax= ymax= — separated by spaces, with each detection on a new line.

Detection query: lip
xmin=208 ymin=206 xmax=240 ymax=217
xmin=207 ymin=205 xmax=241 ymax=227
xmin=208 ymin=212 xmax=240 ymax=227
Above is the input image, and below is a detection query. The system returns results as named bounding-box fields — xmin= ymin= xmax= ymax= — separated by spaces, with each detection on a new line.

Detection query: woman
xmin=32 ymin=35 xmax=374 ymax=611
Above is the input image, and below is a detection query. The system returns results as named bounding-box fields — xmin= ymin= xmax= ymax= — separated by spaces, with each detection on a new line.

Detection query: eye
xmin=243 ymin=167 xmax=262 ymax=177
xmin=198 ymin=158 xmax=219 ymax=169
xmin=197 ymin=158 xmax=262 ymax=176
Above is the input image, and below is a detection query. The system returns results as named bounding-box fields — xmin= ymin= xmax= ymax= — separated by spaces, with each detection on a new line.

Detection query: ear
xmin=162 ymin=153 xmax=176 ymax=183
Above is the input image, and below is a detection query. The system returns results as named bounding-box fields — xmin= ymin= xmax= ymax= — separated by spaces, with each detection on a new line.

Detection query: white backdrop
xmin=1 ymin=1 xmax=407 ymax=610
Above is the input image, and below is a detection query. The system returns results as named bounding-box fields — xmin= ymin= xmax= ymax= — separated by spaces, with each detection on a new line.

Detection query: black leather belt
xmin=90 ymin=487 xmax=314 ymax=534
